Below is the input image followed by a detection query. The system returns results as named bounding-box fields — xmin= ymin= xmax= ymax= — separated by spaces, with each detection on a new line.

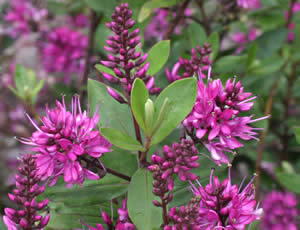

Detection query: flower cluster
xmin=20 ymin=96 xmax=112 ymax=186
xmin=262 ymin=190 xmax=298 ymax=230
xmin=144 ymin=8 xmax=192 ymax=42
xmin=237 ymin=0 xmax=261 ymax=9
xmin=3 ymin=154 xmax=50 ymax=230
xmin=101 ymin=3 xmax=160 ymax=99
xmin=4 ymin=0 xmax=48 ymax=38
xmin=183 ymin=76 xmax=268 ymax=165
xmin=232 ymin=28 xmax=259 ymax=53
xmin=83 ymin=199 xmax=135 ymax=230
xmin=187 ymin=168 xmax=261 ymax=229
xmin=166 ymin=44 xmax=212 ymax=83
xmin=40 ymin=27 xmax=88 ymax=83
xmin=149 ymin=139 xmax=200 ymax=192
xmin=164 ymin=197 xmax=201 ymax=230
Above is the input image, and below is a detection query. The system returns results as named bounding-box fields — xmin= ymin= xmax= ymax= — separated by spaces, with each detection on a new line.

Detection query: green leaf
xmin=214 ymin=55 xmax=247 ymax=74
xmin=138 ymin=0 xmax=183 ymax=22
xmin=276 ymin=172 xmax=300 ymax=194
xmin=247 ymin=43 xmax=257 ymax=69
xmin=256 ymin=28 xmax=288 ymax=59
xmin=147 ymin=40 xmax=170 ymax=75
xmin=95 ymin=64 xmax=118 ymax=78
xmin=206 ymin=32 xmax=219 ymax=60
xmin=248 ymin=55 xmax=285 ymax=75
xmin=152 ymin=78 xmax=197 ymax=145
xmin=131 ymin=79 xmax=149 ymax=132
xmin=14 ymin=64 xmax=27 ymax=96
xmin=88 ymin=79 xmax=134 ymax=136
xmin=293 ymin=126 xmax=300 ymax=144
xmin=85 ymin=0 xmax=115 ymax=17
xmin=101 ymin=127 xmax=146 ymax=151
xmin=127 ymin=168 xmax=162 ymax=230
xmin=186 ymin=22 xmax=207 ymax=48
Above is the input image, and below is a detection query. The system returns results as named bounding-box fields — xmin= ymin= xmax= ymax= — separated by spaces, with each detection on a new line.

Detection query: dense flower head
xmin=82 ymin=199 xmax=135 ymax=230
xmin=144 ymin=8 xmax=192 ymax=41
xmin=261 ymin=190 xmax=298 ymax=230
xmin=41 ymin=27 xmax=88 ymax=83
xmin=20 ymin=96 xmax=112 ymax=186
xmin=232 ymin=28 xmax=259 ymax=53
xmin=183 ymin=76 xmax=269 ymax=165
xmin=237 ymin=0 xmax=261 ymax=9
xmin=101 ymin=3 xmax=160 ymax=98
xmin=3 ymin=154 xmax=50 ymax=230
xmin=4 ymin=0 xmax=48 ymax=38
xmin=166 ymin=44 xmax=212 ymax=83
xmin=188 ymin=168 xmax=261 ymax=229
xmin=149 ymin=139 xmax=200 ymax=192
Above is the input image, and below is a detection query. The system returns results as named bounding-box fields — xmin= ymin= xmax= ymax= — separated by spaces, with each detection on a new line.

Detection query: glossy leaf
xmin=127 ymin=168 xmax=162 ymax=230
xmin=101 ymin=127 xmax=146 ymax=151
xmin=88 ymin=79 xmax=134 ymax=136
xmin=151 ymin=77 xmax=197 ymax=145
xmin=293 ymin=126 xmax=300 ymax=144
xmin=147 ymin=40 xmax=170 ymax=75
xmin=131 ymin=78 xmax=149 ymax=132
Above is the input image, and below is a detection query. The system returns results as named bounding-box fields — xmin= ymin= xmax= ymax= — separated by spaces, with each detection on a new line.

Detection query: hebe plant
xmin=3 ymin=1 xmax=299 ymax=230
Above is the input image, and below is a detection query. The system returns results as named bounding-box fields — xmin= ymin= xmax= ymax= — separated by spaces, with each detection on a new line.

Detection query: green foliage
xmin=88 ymin=79 xmax=135 ymax=136
xmin=147 ymin=40 xmax=171 ymax=75
xmin=151 ymin=78 xmax=197 ymax=144
xmin=101 ymin=127 xmax=146 ymax=151
xmin=127 ymin=168 xmax=163 ymax=230
xmin=85 ymin=0 xmax=115 ymax=17
xmin=131 ymin=78 xmax=150 ymax=132
xmin=206 ymin=32 xmax=219 ymax=60
xmin=276 ymin=172 xmax=300 ymax=194
xmin=138 ymin=0 xmax=184 ymax=22
xmin=186 ymin=23 xmax=207 ymax=48
xmin=9 ymin=64 xmax=44 ymax=105
xmin=294 ymin=127 xmax=300 ymax=144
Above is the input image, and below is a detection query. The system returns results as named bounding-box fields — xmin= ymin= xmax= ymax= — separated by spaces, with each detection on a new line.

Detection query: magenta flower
xmin=183 ymin=76 xmax=269 ymax=165
xmin=3 ymin=154 xmax=50 ymax=230
xmin=20 ymin=96 xmax=111 ymax=186
xmin=41 ymin=27 xmax=88 ymax=83
xmin=5 ymin=0 xmax=47 ymax=38
xmin=101 ymin=3 xmax=160 ymax=98
xmin=285 ymin=2 xmax=300 ymax=42
xmin=181 ymin=168 xmax=261 ymax=229
xmin=261 ymin=190 xmax=298 ymax=230
xmin=237 ymin=0 xmax=261 ymax=9
xmin=232 ymin=28 xmax=259 ymax=53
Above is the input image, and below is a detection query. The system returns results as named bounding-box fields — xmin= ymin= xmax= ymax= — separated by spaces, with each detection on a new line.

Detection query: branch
xmin=80 ymin=10 xmax=102 ymax=102
xmin=286 ymin=0 xmax=297 ymax=26
xmin=163 ymin=0 xmax=191 ymax=40
xmin=106 ymin=167 xmax=131 ymax=181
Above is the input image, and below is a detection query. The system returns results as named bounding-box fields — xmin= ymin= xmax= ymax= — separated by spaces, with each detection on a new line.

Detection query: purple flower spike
xmin=165 ymin=44 xmax=212 ymax=83
xmin=20 ymin=96 xmax=112 ymax=186
xmin=166 ymin=168 xmax=262 ymax=229
xmin=101 ymin=3 xmax=160 ymax=96
xmin=3 ymin=155 xmax=50 ymax=230
xmin=149 ymin=138 xmax=199 ymax=203
xmin=183 ymin=75 xmax=269 ymax=165
xmin=107 ymin=87 xmax=127 ymax=104
xmin=262 ymin=190 xmax=298 ymax=230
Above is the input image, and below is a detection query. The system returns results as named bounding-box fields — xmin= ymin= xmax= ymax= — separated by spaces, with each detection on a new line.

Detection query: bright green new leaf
xmin=14 ymin=64 xmax=28 ymax=96
xmin=131 ymin=78 xmax=149 ymax=132
xmin=147 ymin=40 xmax=170 ymax=75
xmin=151 ymin=77 xmax=197 ymax=145
xmin=127 ymin=168 xmax=163 ymax=230
xmin=206 ymin=32 xmax=219 ymax=60
xmin=101 ymin=127 xmax=146 ymax=151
